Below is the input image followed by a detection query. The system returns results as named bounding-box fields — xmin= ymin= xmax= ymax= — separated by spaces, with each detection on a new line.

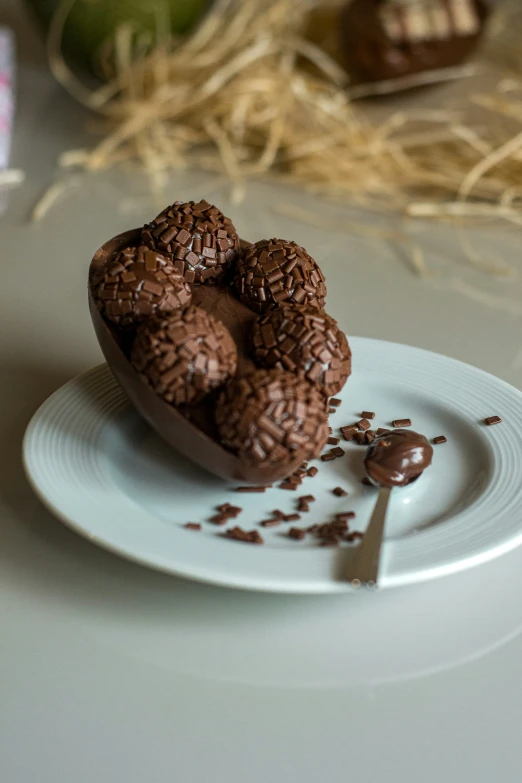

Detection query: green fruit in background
xmin=25 ymin=0 xmax=211 ymax=77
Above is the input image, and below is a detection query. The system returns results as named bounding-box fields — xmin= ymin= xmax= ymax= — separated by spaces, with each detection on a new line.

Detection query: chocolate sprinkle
xmin=433 ymin=435 xmax=448 ymax=444
xmin=332 ymin=487 xmax=348 ymax=497
xmin=184 ymin=523 xmax=201 ymax=531
xmin=235 ymin=486 xmax=267 ymax=493
xmin=141 ymin=200 xmax=240 ymax=285
xmin=392 ymin=418 xmax=412 ymax=428
xmin=132 ymin=305 xmax=237 ymax=406
xmin=361 ymin=411 xmax=375 ymax=420
xmin=485 ymin=416 xmax=502 ymax=426
xmin=288 ymin=527 xmax=306 ymax=540
xmin=234 ymin=239 xmax=327 ymax=314
xmin=216 ymin=369 xmax=329 ymax=468
xmin=225 ymin=526 xmax=264 ymax=544
xmin=251 ymin=305 xmax=351 ymax=397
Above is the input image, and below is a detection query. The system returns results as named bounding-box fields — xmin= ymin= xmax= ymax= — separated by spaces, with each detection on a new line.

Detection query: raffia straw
xmin=39 ymin=0 xmax=522 ymax=274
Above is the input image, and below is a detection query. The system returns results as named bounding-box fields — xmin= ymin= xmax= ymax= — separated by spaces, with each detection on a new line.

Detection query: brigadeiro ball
xmin=215 ymin=369 xmax=329 ymax=467
xmin=252 ymin=305 xmax=351 ymax=397
xmin=131 ymin=306 xmax=238 ymax=406
xmin=234 ymin=239 xmax=327 ymax=314
xmin=141 ymin=199 xmax=240 ymax=285
xmin=95 ymin=245 xmax=192 ymax=327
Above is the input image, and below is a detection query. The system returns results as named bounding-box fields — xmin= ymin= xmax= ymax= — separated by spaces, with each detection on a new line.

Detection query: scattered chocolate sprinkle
xmin=301 ymin=495 xmax=316 ymax=503
xmin=330 ymin=398 xmax=342 ymax=407
xmin=330 ymin=446 xmax=345 ymax=458
xmin=307 ymin=467 xmax=318 ymax=477
xmin=321 ymin=453 xmax=336 ymax=462
xmin=361 ymin=411 xmax=375 ymax=420
xmin=308 ymin=524 xmax=320 ymax=533
xmin=335 ymin=511 xmax=356 ymax=520
xmin=235 ymin=486 xmax=267 ymax=493
xmin=327 ymin=436 xmax=340 ymax=445
xmin=485 ymin=416 xmax=502 ymax=426
xmin=225 ymin=526 xmax=264 ymax=544
xmin=261 ymin=519 xmax=281 ymax=528
xmin=365 ymin=430 xmax=376 ymax=444
xmin=184 ymin=523 xmax=201 ymax=531
xmin=280 ymin=481 xmax=298 ymax=490
xmin=346 ymin=531 xmax=364 ymax=542
xmin=272 ymin=509 xmax=285 ymax=519
xmin=288 ymin=527 xmax=306 ymax=540
xmin=355 ymin=431 xmax=367 ymax=445
xmin=332 ymin=487 xmax=348 ymax=497
xmin=328 ymin=407 xmax=337 ymax=415
xmin=340 ymin=426 xmax=358 ymax=441
xmin=297 ymin=500 xmax=310 ymax=513
xmin=209 ymin=514 xmax=228 ymax=525
xmin=433 ymin=435 xmax=448 ymax=444
xmin=357 ymin=418 xmax=371 ymax=431
xmin=392 ymin=418 xmax=412 ymax=428
xmin=321 ymin=538 xmax=339 ymax=547
xmin=234 ymin=239 xmax=327 ymax=314
xmin=376 ymin=428 xmax=390 ymax=436
xmin=285 ymin=513 xmax=301 ymax=522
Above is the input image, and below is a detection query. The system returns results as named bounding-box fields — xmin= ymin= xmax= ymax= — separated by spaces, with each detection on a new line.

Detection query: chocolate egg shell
xmin=341 ymin=0 xmax=489 ymax=84
xmin=89 ymin=230 xmax=308 ymax=484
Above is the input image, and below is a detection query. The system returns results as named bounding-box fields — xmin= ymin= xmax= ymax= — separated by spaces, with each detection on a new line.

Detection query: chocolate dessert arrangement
xmin=341 ymin=0 xmax=489 ymax=84
xmin=89 ymin=199 xmax=347 ymax=484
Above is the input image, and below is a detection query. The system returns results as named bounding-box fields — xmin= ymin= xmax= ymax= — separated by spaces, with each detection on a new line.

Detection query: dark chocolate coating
xmin=364 ymin=429 xmax=433 ymax=487
xmin=234 ymin=239 xmax=327 ymax=314
xmin=131 ymin=305 xmax=238 ymax=406
xmin=95 ymin=245 xmax=192 ymax=327
xmin=141 ymin=199 xmax=240 ymax=285
xmin=252 ymin=305 xmax=351 ymax=397
xmin=341 ymin=0 xmax=489 ymax=84
xmin=89 ymin=230 xmax=309 ymax=484
xmin=215 ymin=369 xmax=329 ymax=468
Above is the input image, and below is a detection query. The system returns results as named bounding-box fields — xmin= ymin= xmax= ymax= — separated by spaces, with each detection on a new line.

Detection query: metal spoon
xmin=346 ymin=486 xmax=391 ymax=587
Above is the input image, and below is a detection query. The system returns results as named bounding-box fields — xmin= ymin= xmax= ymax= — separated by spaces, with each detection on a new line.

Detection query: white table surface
xmin=2 ymin=3 xmax=522 ymax=781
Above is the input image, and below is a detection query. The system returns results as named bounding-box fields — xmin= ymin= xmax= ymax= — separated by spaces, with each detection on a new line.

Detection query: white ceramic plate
xmin=23 ymin=338 xmax=522 ymax=593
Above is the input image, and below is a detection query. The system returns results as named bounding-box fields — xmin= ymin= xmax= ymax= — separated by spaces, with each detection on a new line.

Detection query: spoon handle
xmin=346 ymin=486 xmax=392 ymax=585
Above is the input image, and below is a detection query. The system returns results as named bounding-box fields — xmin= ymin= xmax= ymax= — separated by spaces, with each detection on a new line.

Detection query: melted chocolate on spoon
xmin=364 ymin=429 xmax=433 ymax=488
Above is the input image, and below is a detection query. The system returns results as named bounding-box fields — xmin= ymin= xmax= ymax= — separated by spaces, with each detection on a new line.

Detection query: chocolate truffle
xmin=131 ymin=306 xmax=238 ymax=406
xmin=234 ymin=239 xmax=327 ymax=315
xmin=95 ymin=245 xmax=192 ymax=327
xmin=252 ymin=305 xmax=351 ymax=397
xmin=341 ymin=0 xmax=488 ymax=84
xmin=364 ymin=429 xmax=433 ymax=488
xmin=141 ymin=199 xmax=240 ymax=285
xmin=215 ymin=369 xmax=329 ymax=467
